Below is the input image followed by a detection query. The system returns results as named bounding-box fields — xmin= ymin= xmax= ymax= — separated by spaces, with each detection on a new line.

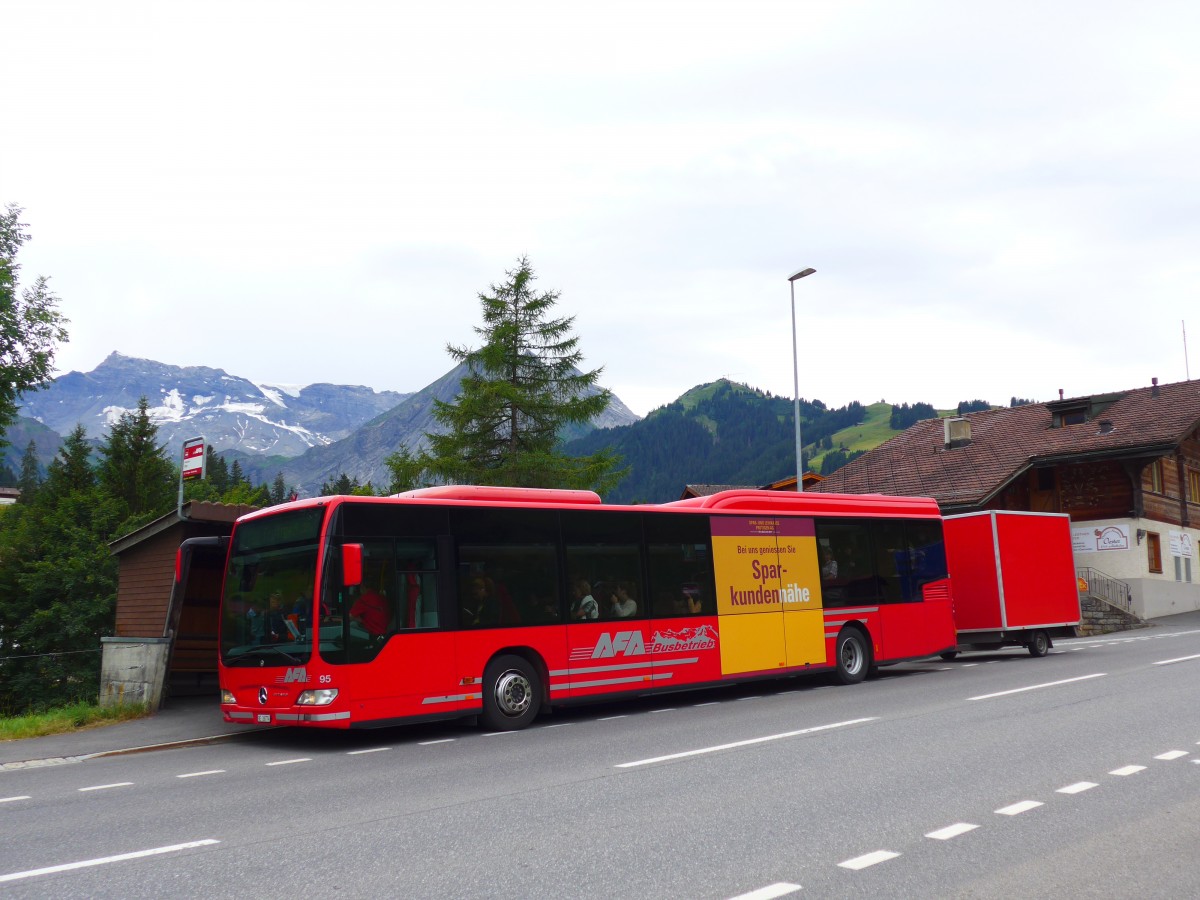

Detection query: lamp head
xmin=788 ymin=267 xmax=816 ymax=282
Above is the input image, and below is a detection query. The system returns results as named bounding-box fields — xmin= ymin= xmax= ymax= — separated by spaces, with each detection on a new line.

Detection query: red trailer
xmin=942 ymin=510 xmax=1081 ymax=658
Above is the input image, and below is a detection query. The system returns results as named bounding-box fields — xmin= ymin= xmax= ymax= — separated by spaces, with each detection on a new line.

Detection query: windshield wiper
xmin=224 ymin=645 xmax=302 ymax=666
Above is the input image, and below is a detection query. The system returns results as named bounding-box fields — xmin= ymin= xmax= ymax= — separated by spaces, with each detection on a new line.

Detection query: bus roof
xmin=238 ymin=486 xmax=942 ymax=524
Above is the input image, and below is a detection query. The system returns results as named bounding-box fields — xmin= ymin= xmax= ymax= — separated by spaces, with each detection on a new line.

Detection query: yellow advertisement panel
xmin=712 ymin=516 xmax=824 ymax=673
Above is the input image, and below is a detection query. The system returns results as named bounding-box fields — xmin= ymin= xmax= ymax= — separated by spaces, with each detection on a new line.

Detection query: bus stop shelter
xmin=103 ymin=501 xmax=257 ymax=708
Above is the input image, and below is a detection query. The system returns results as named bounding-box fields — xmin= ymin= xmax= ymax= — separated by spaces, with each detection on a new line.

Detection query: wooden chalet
xmin=815 ymin=378 xmax=1200 ymax=619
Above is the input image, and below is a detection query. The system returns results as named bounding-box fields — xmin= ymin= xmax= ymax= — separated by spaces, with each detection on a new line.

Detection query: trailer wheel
xmin=939 ymin=651 xmax=959 ymax=661
xmin=481 ymin=654 xmax=542 ymax=730
xmin=1027 ymin=630 xmax=1051 ymax=658
xmin=834 ymin=628 xmax=870 ymax=685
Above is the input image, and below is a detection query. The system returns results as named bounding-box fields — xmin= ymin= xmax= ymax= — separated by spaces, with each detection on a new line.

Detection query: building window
xmin=1189 ymin=469 xmax=1200 ymax=503
xmin=1148 ymin=460 xmax=1164 ymax=494
xmin=1146 ymin=532 xmax=1163 ymax=574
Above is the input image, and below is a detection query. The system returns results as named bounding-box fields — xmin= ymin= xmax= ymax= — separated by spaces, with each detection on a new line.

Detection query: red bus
xmin=215 ymin=486 xmax=956 ymax=730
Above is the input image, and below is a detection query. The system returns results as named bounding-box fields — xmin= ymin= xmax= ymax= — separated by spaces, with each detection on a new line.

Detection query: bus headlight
xmin=221 ymin=690 xmax=236 ymax=705
xmin=296 ymin=689 xmax=339 ymax=706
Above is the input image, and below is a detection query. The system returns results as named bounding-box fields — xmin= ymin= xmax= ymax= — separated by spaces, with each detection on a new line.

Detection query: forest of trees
xmin=0 ymin=399 xmax=296 ymax=713
xmin=563 ymin=382 xmax=870 ymax=503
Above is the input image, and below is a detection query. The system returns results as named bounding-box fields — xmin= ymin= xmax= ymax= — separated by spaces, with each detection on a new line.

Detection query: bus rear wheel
xmin=834 ymin=628 xmax=870 ymax=685
xmin=481 ymin=654 xmax=542 ymax=731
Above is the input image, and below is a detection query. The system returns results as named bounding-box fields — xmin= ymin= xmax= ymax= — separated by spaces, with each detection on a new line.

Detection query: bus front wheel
xmin=481 ymin=654 xmax=542 ymax=730
xmin=834 ymin=628 xmax=870 ymax=685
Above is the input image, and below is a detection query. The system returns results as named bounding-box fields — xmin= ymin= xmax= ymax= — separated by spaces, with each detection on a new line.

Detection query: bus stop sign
xmin=182 ymin=437 xmax=206 ymax=480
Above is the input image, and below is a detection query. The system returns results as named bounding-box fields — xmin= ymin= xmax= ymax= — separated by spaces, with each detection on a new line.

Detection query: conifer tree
xmin=271 ymin=471 xmax=287 ymax=505
xmin=18 ymin=439 xmax=40 ymax=501
xmin=389 ymin=257 xmax=623 ymax=492
xmin=98 ymin=397 xmax=176 ymax=519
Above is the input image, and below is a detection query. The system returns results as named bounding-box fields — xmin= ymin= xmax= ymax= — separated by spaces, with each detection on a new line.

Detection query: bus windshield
xmin=220 ymin=507 xmax=325 ymax=667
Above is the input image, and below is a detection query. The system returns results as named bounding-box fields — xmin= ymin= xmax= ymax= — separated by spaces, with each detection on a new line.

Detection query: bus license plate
xmin=257 ymin=714 xmax=271 ymax=723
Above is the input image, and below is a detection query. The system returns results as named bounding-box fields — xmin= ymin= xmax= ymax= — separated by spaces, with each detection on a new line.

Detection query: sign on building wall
xmin=1071 ymin=524 xmax=1130 ymax=552
xmin=1169 ymin=531 xmax=1194 ymax=558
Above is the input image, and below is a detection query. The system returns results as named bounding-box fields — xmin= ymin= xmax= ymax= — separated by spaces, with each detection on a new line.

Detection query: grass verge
xmin=0 ymin=701 xmax=151 ymax=742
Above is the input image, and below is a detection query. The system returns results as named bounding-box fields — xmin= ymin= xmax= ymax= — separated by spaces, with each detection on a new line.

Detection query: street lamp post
xmin=788 ymin=267 xmax=816 ymax=492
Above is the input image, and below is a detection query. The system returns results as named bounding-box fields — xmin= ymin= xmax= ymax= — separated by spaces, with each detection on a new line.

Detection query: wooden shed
xmin=103 ymin=501 xmax=257 ymax=706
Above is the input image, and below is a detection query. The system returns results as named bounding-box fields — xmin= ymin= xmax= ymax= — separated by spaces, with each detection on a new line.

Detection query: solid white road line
xmin=996 ymin=800 xmax=1043 ymax=816
xmin=265 ymin=758 xmax=311 ymax=766
xmin=0 ymin=839 xmax=220 ymax=884
xmin=1057 ymin=781 xmax=1098 ymax=794
xmin=1155 ymin=750 xmax=1189 ymax=760
xmin=78 ymin=783 xmax=133 ymax=792
xmin=615 ymin=718 xmax=877 ymax=769
xmin=1152 ymin=654 xmax=1200 ymax=666
xmin=347 ymin=748 xmax=390 ymax=755
xmin=969 ymin=673 xmax=1105 ymax=701
xmin=0 ymin=796 xmax=31 ymax=803
xmin=1109 ymin=765 xmax=1146 ymax=776
xmin=925 ymin=823 xmax=979 ymax=840
xmin=729 ymin=882 xmax=802 ymax=899
xmin=177 ymin=770 xmax=225 ymax=778
xmin=838 ymin=850 xmax=900 ymax=870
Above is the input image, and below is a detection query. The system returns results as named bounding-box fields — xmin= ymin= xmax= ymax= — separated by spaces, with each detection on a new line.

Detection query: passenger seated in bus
xmin=820 ymin=548 xmax=839 ymax=579
xmin=671 ymin=587 xmax=702 ymax=616
xmin=570 ymin=579 xmax=598 ymax=620
xmin=462 ymin=576 xmax=499 ymax=627
xmin=350 ymin=581 xmax=390 ymax=637
xmin=265 ymin=592 xmax=289 ymax=642
xmin=610 ymin=582 xmax=637 ymax=618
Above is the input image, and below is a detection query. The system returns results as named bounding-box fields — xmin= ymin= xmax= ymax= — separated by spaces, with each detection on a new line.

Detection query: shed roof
xmin=108 ymin=501 xmax=260 ymax=556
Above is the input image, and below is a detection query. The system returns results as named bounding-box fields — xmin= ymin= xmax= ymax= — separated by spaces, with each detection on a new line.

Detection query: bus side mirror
xmin=342 ymin=543 xmax=363 ymax=587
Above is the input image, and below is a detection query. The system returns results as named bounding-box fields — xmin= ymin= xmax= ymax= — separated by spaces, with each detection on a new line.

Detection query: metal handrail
xmin=1076 ymin=567 xmax=1132 ymax=612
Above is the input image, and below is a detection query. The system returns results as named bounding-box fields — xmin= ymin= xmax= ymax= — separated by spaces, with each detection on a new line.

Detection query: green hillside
xmin=564 ymin=382 xmax=964 ymax=503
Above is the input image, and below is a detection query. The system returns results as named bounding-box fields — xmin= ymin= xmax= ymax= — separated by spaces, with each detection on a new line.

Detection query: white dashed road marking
xmin=0 ymin=796 xmax=31 ymax=803
xmin=969 ymin=673 xmax=1105 ymax=701
xmin=838 ymin=850 xmax=900 ymax=870
xmin=177 ymin=770 xmax=225 ymax=778
xmin=265 ymin=758 xmax=311 ymax=766
xmin=1057 ymin=782 xmax=1098 ymax=795
xmin=1110 ymin=765 xmax=1146 ymax=776
xmin=79 ymin=783 xmax=133 ymax=792
xmin=347 ymin=748 xmax=390 ymax=755
xmin=1152 ymin=654 xmax=1200 ymax=666
xmin=925 ymin=823 xmax=978 ymax=840
xmin=0 ymin=839 xmax=220 ymax=885
xmin=615 ymin=718 xmax=877 ymax=769
xmin=996 ymin=800 xmax=1043 ymax=816
xmin=728 ymin=882 xmax=802 ymax=900
xmin=1155 ymin=750 xmax=1189 ymax=760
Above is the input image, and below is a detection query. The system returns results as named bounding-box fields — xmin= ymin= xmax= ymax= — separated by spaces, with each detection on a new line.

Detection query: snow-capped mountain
xmin=239 ymin=361 xmax=642 ymax=494
xmin=19 ymin=352 xmax=410 ymax=459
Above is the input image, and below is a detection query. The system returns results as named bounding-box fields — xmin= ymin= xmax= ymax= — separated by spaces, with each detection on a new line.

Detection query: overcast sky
xmin=4 ymin=1 xmax=1199 ymax=417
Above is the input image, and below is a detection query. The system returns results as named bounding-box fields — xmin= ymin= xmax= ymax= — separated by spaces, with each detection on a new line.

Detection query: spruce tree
xmin=17 ymin=439 xmax=40 ymax=500
xmin=98 ymin=397 xmax=176 ymax=520
xmin=395 ymin=257 xmax=623 ymax=492
xmin=271 ymin=471 xmax=287 ymax=505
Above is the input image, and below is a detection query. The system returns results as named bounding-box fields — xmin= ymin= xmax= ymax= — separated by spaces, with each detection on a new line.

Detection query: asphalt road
xmin=2 ymin=623 xmax=1199 ymax=898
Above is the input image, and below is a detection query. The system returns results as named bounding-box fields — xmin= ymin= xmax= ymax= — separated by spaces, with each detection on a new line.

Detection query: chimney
xmin=944 ymin=417 xmax=972 ymax=449
xmin=1152 ymin=377 xmax=1160 ymax=398
xmin=1058 ymin=389 xmax=1064 ymax=400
